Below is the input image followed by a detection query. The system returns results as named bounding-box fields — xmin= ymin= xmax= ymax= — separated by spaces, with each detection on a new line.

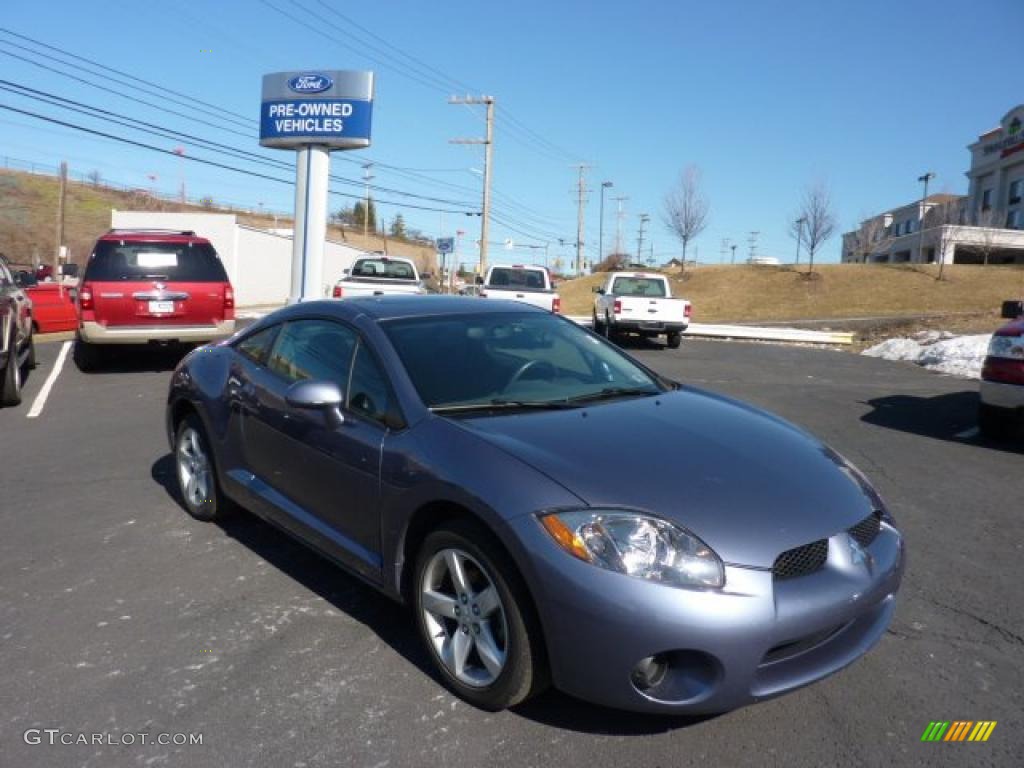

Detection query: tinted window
xmin=235 ymin=325 xmax=280 ymax=365
xmin=610 ymin=277 xmax=667 ymax=297
xmin=267 ymin=319 xmax=356 ymax=389
xmin=351 ymin=258 xmax=416 ymax=279
xmin=385 ymin=312 xmax=660 ymax=408
xmin=487 ymin=267 xmax=546 ymax=290
xmin=84 ymin=241 xmax=229 ymax=282
xmin=348 ymin=343 xmax=392 ymax=425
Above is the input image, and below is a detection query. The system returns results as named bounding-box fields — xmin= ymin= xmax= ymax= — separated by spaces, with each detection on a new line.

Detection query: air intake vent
xmin=773 ymin=539 xmax=828 ymax=580
xmin=848 ymin=511 xmax=882 ymax=548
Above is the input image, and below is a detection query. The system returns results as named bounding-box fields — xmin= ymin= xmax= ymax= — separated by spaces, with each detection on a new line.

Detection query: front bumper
xmin=980 ymin=379 xmax=1024 ymax=410
xmin=507 ymin=514 xmax=905 ymax=713
xmin=79 ymin=320 xmax=235 ymax=345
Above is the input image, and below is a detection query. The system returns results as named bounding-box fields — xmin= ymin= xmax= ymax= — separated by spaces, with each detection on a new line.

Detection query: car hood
xmin=456 ymin=388 xmax=878 ymax=568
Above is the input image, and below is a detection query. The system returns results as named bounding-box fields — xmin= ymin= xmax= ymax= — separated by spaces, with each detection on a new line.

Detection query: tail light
xmin=685 ymin=304 xmax=693 ymax=318
xmin=613 ymin=299 xmax=622 ymax=314
xmin=552 ymin=297 xmax=561 ymax=313
xmin=223 ymin=285 xmax=235 ymax=309
xmin=332 ymin=285 xmax=343 ymax=298
xmin=79 ymin=282 xmax=94 ymax=311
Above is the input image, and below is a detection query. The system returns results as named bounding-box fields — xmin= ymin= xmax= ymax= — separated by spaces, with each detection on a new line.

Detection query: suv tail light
xmin=332 ymin=285 xmax=343 ymax=298
xmin=79 ymin=282 xmax=94 ymax=311
xmin=685 ymin=304 xmax=693 ymax=318
xmin=552 ymin=297 xmax=561 ymax=313
xmin=613 ymin=299 xmax=622 ymax=314
xmin=223 ymin=285 xmax=234 ymax=309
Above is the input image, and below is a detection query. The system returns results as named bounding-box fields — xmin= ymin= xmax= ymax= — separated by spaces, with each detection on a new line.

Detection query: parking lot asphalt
xmin=1 ymin=335 xmax=1021 ymax=768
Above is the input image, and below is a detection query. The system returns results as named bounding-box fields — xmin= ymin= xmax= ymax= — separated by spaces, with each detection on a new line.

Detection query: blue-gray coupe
xmin=165 ymin=296 xmax=904 ymax=713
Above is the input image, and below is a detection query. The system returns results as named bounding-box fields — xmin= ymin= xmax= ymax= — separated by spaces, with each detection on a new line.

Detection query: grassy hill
xmin=0 ymin=168 xmax=436 ymax=273
xmin=559 ymin=264 xmax=1024 ymax=327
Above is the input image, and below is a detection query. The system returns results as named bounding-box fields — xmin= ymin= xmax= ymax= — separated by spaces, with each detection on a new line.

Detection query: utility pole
xmin=794 ymin=217 xmax=806 ymax=264
xmin=917 ymin=171 xmax=935 ymax=263
xmin=571 ymin=164 xmax=591 ymax=275
xmin=361 ymin=162 xmax=374 ymax=238
xmin=637 ymin=213 xmax=650 ymax=261
xmin=55 ymin=160 xmax=67 ymax=296
xmin=450 ymin=95 xmax=495 ymax=275
xmin=598 ymin=180 xmax=613 ymax=266
xmin=730 ymin=244 xmax=737 ymax=264
xmin=613 ymin=196 xmax=629 ymax=255
xmin=748 ymin=231 xmax=760 ymax=262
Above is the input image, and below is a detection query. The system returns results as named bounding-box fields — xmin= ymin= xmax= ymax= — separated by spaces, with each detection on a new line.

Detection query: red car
xmin=24 ymin=283 xmax=79 ymax=333
xmin=75 ymin=229 xmax=236 ymax=370
xmin=979 ymin=300 xmax=1024 ymax=439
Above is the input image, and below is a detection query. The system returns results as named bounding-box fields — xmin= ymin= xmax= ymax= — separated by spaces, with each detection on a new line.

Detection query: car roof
xmin=276 ymin=295 xmax=548 ymax=323
xmin=97 ymin=230 xmax=211 ymax=244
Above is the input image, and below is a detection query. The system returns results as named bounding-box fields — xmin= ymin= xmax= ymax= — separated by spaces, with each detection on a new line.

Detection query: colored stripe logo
xmin=921 ymin=721 xmax=997 ymax=742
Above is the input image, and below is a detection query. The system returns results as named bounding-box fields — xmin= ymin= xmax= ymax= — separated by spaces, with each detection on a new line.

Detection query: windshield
xmin=487 ymin=267 xmax=547 ymax=290
xmin=351 ymin=258 xmax=416 ymax=279
xmin=85 ymin=241 xmax=228 ymax=282
xmin=610 ymin=277 xmax=667 ymax=297
xmin=384 ymin=312 xmax=663 ymax=410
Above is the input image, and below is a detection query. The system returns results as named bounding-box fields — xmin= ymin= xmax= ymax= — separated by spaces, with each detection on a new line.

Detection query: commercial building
xmin=842 ymin=105 xmax=1024 ymax=265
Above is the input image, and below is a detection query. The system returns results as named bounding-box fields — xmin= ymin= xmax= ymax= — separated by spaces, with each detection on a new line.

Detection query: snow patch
xmin=863 ymin=332 xmax=991 ymax=379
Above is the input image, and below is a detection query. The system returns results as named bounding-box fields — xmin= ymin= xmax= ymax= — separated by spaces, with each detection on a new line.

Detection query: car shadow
xmin=860 ymin=391 xmax=1024 ymax=454
xmin=609 ymin=334 xmax=669 ymax=351
xmin=75 ymin=343 xmax=192 ymax=374
xmin=150 ymin=453 xmax=715 ymax=734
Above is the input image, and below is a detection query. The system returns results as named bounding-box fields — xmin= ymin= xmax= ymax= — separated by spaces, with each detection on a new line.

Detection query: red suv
xmin=979 ymin=300 xmax=1024 ymax=439
xmin=75 ymin=229 xmax=235 ymax=369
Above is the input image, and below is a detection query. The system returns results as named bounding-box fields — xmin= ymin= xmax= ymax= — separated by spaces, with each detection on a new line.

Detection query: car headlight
xmin=538 ymin=510 xmax=724 ymax=589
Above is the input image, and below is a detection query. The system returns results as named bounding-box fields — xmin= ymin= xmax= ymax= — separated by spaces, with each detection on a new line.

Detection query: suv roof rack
xmin=105 ymin=228 xmax=197 ymax=236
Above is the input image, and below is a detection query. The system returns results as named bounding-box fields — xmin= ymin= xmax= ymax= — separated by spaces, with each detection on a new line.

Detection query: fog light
xmin=631 ymin=654 xmax=668 ymax=691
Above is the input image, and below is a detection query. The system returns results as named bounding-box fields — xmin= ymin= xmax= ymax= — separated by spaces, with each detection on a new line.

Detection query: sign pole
xmin=290 ymin=145 xmax=331 ymax=302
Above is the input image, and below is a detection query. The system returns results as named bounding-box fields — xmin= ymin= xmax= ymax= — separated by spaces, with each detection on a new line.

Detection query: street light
xmin=599 ymin=181 xmax=613 ymax=266
xmin=917 ymin=172 xmax=935 ymax=263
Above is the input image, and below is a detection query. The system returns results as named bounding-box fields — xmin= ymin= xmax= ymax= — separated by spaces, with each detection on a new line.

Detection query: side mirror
xmin=593 ymin=287 xmax=605 ymax=294
xmin=1001 ymin=300 xmax=1024 ymax=319
xmin=285 ymin=380 xmax=345 ymax=425
xmin=475 ymin=275 xmax=484 ymax=285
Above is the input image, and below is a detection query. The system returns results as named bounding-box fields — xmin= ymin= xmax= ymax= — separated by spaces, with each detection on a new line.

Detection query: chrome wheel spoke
xmin=475 ymin=622 xmax=506 ymax=678
xmin=474 ymin=586 xmax=500 ymax=618
xmin=445 ymin=550 xmax=470 ymax=596
xmin=422 ymin=589 xmax=459 ymax=620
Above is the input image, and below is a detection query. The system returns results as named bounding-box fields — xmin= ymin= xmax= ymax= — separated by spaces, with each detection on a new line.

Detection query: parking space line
xmin=26 ymin=340 xmax=71 ymax=419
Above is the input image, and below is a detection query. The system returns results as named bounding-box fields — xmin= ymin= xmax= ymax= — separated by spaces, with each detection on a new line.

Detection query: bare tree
xmin=662 ymin=165 xmax=709 ymax=272
xmin=973 ymin=208 xmax=1001 ymax=266
xmin=926 ymin=198 xmax=964 ymax=280
xmin=854 ymin=214 xmax=889 ymax=263
xmin=792 ymin=180 xmax=837 ymax=274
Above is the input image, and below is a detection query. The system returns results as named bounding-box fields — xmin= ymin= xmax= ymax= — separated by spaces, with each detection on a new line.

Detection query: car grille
xmin=848 ymin=511 xmax=882 ymax=548
xmin=773 ymin=539 xmax=828 ymax=580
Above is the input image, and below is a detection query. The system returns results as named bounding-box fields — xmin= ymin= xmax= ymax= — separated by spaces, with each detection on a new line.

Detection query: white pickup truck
xmin=592 ymin=271 xmax=691 ymax=348
xmin=331 ymin=255 xmax=426 ymax=299
xmin=479 ymin=264 xmax=560 ymax=313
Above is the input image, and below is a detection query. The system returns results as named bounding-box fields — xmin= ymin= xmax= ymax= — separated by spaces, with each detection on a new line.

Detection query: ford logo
xmin=287 ymin=73 xmax=333 ymax=94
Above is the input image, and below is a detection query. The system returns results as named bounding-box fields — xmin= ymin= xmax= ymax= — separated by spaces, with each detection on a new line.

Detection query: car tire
xmin=26 ymin=332 xmax=37 ymax=369
xmin=73 ymin=337 xmax=103 ymax=372
xmin=602 ymin=313 xmax=613 ymax=340
xmin=413 ymin=519 xmax=548 ymax=711
xmin=592 ymin=310 xmax=603 ymax=335
xmin=978 ymin=402 xmax=1016 ymax=441
xmin=666 ymin=332 xmax=682 ymax=349
xmin=0 ymin=331 xmax=23 ymax=407
xmin=174 ymin=413 xmax=232 ymax=522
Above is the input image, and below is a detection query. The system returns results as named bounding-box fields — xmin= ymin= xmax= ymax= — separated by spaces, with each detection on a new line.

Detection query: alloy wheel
xmin=420 ymin=548 xmax=509 ymax=687
xmin=177 ymin=426 xmax=212 ymax=509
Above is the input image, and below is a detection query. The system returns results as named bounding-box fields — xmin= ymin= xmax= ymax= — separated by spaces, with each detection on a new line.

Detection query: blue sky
xmin=1 ymin=0 xmax=1020 ymax=268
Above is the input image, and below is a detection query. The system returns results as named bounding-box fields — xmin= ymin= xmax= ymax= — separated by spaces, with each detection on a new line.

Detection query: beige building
xmin=843 ymin=105 xmax=1024 ymax=265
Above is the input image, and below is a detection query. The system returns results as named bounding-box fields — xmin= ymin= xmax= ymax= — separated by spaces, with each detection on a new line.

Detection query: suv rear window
xmin=84 ymin=241 xmax=228 ymax=282
xmin=350 ymin=258 xmax=416 ymax=279
xmin=487 ymin=267 xmax=546 ymax=290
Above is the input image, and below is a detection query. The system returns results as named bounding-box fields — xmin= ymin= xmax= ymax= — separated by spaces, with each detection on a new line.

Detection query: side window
xmin=347 ymin=342 xmax=393 ymax=425
xmin=267 ymin=319 xmax=357 ymax=389
xmin=235 ymin=325 xmax=280 ymax=365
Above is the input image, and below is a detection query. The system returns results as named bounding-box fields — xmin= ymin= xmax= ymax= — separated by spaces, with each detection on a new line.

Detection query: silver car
xmin=165 ymin=297 xmax=905 ymax=713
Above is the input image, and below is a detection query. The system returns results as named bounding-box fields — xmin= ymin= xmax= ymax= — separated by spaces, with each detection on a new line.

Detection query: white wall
xmin=110 ymin=211 xmax=363 ymax=306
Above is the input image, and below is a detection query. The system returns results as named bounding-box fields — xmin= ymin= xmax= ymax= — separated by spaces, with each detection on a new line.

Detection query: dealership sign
xmin=259 ymin=70 xmax=374 ymax=149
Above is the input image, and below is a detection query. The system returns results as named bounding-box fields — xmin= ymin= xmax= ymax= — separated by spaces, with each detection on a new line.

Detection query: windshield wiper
xmin=565 ymin=386 xmax=660 ymax=403
xmin=431 ymin=399 xmax=579 ymax=414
